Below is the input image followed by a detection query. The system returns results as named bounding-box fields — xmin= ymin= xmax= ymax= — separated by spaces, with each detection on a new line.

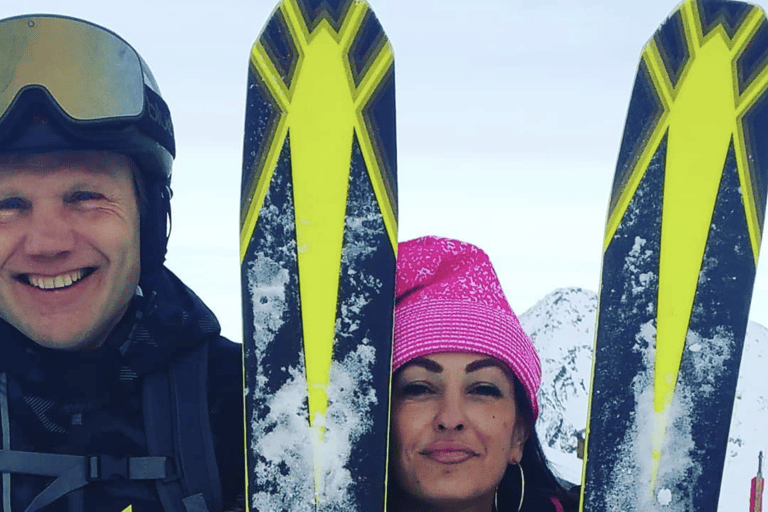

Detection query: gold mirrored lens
xmin=0 ymin=16 xmax=144 ymax=121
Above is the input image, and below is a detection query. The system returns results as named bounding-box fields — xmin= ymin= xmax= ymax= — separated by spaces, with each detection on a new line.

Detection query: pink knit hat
xmin=394 ymin=236 xmax=541 ymax=418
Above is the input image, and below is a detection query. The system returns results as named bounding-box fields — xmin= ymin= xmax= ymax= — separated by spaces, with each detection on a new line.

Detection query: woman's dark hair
xmin=495 ymin=374 xmax=579 ymax=512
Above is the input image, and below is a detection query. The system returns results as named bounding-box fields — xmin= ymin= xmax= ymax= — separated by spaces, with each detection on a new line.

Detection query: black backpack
xmin=0 ymin=341 xmax=223 ymax=512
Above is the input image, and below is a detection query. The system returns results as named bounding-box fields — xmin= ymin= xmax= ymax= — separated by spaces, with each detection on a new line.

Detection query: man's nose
xmin=24 ymin=204 xmax=75 ymax=258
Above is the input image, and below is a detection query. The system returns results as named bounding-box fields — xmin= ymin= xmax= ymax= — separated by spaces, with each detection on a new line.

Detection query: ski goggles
xmin=0 ymin=14 xmax=146 ymax=124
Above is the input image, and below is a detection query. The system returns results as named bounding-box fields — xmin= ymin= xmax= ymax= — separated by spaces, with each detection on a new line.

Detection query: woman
xmin=388 ymin=236 xmax=578 ymax=512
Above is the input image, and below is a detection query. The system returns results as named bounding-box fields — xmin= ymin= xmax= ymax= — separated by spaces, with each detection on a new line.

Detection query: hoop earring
xmin=517 ymin=463 xmax=525 ymax=512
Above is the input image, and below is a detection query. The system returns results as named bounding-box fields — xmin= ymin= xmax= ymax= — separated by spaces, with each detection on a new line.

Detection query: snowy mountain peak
xmin=521 ymin=287 xmax=596 ymax=350
xmin=520 ymin=288 xmax=596 ymax=484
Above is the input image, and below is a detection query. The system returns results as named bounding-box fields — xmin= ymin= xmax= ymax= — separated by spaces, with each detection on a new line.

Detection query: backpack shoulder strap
xmin=143 ymin=340 xmax=222 ymax=512
xmin=1 ymin=372 xmax=11 ymax=512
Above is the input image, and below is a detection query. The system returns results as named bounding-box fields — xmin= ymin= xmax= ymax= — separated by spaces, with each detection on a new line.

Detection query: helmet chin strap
xmin=139 ymin=180 xmax=172 ymax=283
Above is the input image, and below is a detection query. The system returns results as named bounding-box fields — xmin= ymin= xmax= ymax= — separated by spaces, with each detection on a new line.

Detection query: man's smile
xmin=16 ymin=267 xmax=96 ymax=290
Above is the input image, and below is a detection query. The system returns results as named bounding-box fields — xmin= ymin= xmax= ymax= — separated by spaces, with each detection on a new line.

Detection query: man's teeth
xmin=29 ymin=270 xmax=84 ymax=290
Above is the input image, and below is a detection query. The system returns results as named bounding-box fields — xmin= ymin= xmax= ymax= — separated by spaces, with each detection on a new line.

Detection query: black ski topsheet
xmin=239 ymin=0 xmax=397 ymax=510
xmin=582 ymin=0 xmax=768 ymax=510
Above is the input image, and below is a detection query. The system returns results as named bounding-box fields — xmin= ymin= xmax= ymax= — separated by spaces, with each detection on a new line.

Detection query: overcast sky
xmin=6 ymin=0 xmax=768 ymax=342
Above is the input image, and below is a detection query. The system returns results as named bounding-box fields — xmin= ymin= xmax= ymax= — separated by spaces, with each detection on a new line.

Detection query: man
xmin=0 ymin=14 xmax=243 ymax=512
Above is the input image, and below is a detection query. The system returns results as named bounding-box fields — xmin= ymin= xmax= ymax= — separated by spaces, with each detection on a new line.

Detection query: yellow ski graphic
xmin=240 ymin=0 xmax=395 ymax=504
xmin=603 ymin=0 xmax=768 ymax=492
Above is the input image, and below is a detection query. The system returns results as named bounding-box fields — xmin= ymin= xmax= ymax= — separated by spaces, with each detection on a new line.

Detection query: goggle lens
xmin=0 ymin=15 xmax=145 ymax=123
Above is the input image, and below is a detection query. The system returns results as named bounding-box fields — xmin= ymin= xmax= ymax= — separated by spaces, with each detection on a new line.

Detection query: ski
xmin=581 ymin=0 xmax=768 ymax=510
xmin=239 ymin=0 xmax=397 ymax=510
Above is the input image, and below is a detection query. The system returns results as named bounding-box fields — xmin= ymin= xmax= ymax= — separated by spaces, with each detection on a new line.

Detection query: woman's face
xmin=391 ymin=352 xmax=528 ymax=510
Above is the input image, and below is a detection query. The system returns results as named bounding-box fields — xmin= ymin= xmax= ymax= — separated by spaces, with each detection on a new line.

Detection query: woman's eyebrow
xmin=465 ymin=358 xmax=506 ymax=374
xmin=404 ymin=358 xmax=443 ymax=373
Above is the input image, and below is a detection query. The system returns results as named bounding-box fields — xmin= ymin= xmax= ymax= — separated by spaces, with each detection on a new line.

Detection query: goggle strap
xmin=139 ymin=87 xmax=175 ymax=157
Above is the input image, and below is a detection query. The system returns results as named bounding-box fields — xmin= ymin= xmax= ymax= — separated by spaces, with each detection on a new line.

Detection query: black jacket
xmin=0 ymin=268 xmax=244 ymax=512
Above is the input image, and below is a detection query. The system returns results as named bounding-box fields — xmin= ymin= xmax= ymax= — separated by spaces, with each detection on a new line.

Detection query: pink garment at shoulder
xmin=550 ymin=496 xmax=565 ymax=512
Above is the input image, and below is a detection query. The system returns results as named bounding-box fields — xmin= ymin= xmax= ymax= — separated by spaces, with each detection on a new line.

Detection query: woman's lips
xmin=421 ymin=443 xmax=478 ymax=464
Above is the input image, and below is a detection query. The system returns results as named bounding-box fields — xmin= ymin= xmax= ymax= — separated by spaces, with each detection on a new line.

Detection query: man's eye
xmin=0 ymin=197 xmax=29 ymax=222
xmin=67 ymin=191 xmax=104 ymax=203
xmin=0 ymin=197 xmax=30 ymax=210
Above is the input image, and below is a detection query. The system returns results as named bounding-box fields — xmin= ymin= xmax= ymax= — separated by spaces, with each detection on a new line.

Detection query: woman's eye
xmin=469 ymin=383 xmax=503 ymax=397
xmin=400 ymin=382 xmax=434 ymax=398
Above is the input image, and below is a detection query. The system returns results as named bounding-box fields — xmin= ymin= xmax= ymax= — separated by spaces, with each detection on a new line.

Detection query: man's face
xmin=0 ymin=150 xmax=141 ymax=351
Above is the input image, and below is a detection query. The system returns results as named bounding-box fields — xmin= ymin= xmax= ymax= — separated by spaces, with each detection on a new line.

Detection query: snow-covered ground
xmin=521 ymin=287 xmax=767 ymax=510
